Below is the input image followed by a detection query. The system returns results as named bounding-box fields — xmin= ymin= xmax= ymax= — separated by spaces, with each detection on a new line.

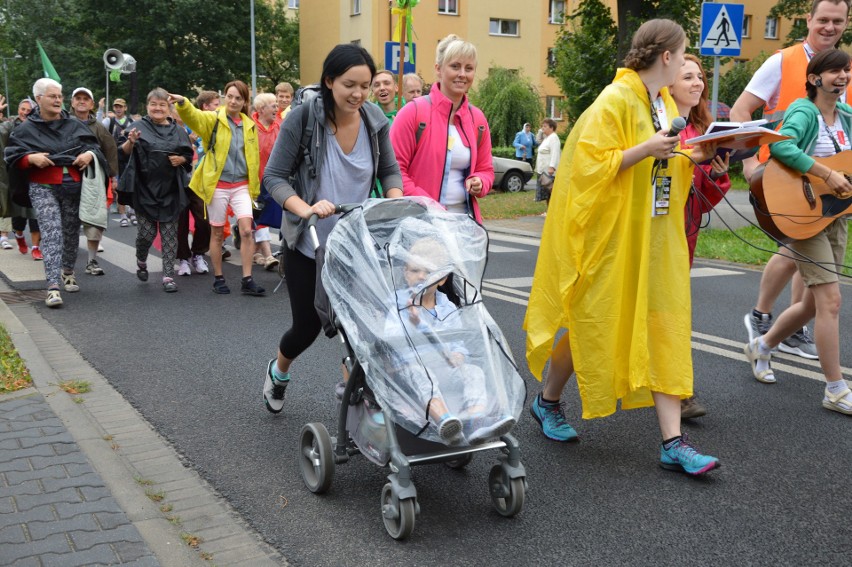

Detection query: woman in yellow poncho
xmin=524 ymin=19 xmax=720 ymax=476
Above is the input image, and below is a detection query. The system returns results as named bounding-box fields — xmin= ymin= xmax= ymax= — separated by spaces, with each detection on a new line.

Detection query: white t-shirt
xmin=745 ymin=43 xmax=848 ymax=108
xmin=442 ymin=125 xmax=471 ymax=213
xmin=535 ymin=132 xmax=562 ymax=174
xmin=813 ymin=114 xmax=852 ymax=158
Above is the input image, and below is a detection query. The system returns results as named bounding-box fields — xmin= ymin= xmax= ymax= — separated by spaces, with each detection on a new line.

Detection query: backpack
xmin=109 ymin=115 xmax=134 ymax=144
xmin=412 ymin=95 xmax=487 ymax=150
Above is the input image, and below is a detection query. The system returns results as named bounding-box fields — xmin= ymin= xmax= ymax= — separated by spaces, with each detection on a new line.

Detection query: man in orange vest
xmin=730 ymin=0 xmax=850 ymax=359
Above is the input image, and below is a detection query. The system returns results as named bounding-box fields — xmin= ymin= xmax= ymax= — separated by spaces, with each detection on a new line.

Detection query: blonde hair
xmin=623 ymin=19 xmax=686 ymax=72
xmin=436 ymin=34 xmax=477 ymax=68
xmin=275 ymin=82 xmax=294 ymax=95
xmin=253 ymin=92 xmax=276 ymax=111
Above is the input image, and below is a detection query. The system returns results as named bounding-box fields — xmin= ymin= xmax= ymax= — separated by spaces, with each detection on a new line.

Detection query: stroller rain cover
xmin=322 ymin=197 xmax=526 ymax=444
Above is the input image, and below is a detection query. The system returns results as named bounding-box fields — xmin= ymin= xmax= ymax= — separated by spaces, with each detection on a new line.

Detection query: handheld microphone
xmin=660 ymin=116 xmax=687 ymax=168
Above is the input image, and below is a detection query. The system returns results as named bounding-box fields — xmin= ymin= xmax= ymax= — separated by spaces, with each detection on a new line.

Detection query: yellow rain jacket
xmin=175 ymin=100 xmax=260 ymax=204
xmin=524 ymin=68 xmax=695 ymax=419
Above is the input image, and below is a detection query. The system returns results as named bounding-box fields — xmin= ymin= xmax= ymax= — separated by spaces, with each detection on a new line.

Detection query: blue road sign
xmin=700 ymin=3 xmax=744 ymax=57
xmin=385 ymin=42 xmax=416 ymax=75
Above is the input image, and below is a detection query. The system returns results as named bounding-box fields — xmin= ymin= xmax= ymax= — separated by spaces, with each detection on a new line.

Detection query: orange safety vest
xmin=758 ymin=44 xmax=852 ymax=161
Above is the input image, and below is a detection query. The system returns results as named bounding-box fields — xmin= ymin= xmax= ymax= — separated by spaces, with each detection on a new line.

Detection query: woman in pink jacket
xmin=390 ymin=34 xmax=494 ymax=222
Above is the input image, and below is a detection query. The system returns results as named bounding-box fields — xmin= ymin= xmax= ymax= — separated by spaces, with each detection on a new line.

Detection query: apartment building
xmin=291 ymin=1 xmax=803 ymax=122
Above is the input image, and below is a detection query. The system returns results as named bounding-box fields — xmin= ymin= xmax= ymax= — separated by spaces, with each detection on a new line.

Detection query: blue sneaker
xmin=529 ymin=394 xmax=578 ymax=442
xmin=660 ymin=434 xmax=720 ymax=476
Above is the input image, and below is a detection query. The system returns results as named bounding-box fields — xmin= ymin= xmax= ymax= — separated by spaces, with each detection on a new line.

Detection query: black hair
xmin=805 ymin=48 xmax=851 ymax=99
xmin=320 ymin=44 xmax=376 ymax=132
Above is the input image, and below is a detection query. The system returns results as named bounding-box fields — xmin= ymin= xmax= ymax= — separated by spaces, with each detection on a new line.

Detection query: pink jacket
xmin=252 ymin=111 xmax=281 ymax=181
xmin=390 ymin=83 xmax=494 ymax=222
xmin=679 ymin=123 xmax=731 ymax=266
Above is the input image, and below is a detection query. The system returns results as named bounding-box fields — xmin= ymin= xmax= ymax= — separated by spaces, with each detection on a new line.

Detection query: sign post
xmin=700 ymin=3 xmax=744 ymax=120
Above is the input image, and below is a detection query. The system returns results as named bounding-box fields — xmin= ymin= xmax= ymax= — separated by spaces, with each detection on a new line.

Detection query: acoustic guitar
xmin=749 ymin=150 xmax=852 ymax=243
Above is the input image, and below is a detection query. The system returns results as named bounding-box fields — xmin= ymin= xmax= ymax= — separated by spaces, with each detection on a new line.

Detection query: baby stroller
xmin=297 ymin=197 xmax=528 ymax=540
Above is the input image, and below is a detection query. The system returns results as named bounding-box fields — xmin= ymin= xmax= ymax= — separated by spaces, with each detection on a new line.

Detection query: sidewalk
xmin=0 ymin=274 xmax=286 ymax=566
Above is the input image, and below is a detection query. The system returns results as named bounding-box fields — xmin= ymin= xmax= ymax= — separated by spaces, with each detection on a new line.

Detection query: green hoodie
xmin=770 ymin=97 xmax=852 ymax=173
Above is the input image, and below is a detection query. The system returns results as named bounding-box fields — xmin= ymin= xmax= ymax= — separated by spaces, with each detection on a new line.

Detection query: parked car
xmin=492 ymin=156 xmax=534 ymax=192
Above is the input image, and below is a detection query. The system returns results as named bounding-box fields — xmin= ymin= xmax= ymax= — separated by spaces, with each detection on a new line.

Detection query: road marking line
xmin=81 ymin=235 xmax=163 ymax=274
xmin=484 ymin=278 xmax=533 ymax=291
xmin=487 ymin=233 xmax=541 ymax=247
xmin=691 ymin=341 xmax=833 ymax=383
xmin=690 ymin=267 xmax=744 ymax=277
xmin=488 ymin=244 xmax=527 ymax=253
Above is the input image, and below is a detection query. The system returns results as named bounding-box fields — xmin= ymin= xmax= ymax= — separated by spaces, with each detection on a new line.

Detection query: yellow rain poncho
xmin=524 ymin=68 xmax=695 ymax=419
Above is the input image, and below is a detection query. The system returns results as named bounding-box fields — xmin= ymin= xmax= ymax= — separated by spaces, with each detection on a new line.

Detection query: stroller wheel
xmin=444 ymin=453 xmax=473 ymax=470
xmin=488 ymin=464 xmax=525 ymax=518
xmin=298 ymin=423 xmax=335 ymax=494
xmin=380 ymin=483 xmax=416 ymax=540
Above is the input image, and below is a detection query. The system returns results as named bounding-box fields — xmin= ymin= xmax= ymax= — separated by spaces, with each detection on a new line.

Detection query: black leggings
xmin=278 ymin=247 xmax=322 ymax=360
xmin=12 ymin=216 xmax=39 ymax=233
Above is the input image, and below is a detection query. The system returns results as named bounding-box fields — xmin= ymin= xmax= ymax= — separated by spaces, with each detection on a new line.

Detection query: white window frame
xmin=490 ymin=19 xmax=520 ymax=37
xmin=351 ymin=0 xmax=361 ymax=16
xmin=287 ymin=0 xmax=298 ymax=9
xmin=765 ymin=16 xmax=778 ymax=39
xmin=547 ymin=96 xmax=564 ymax=121
xmin=438 ymin=0 xmax=458 ymax=15
xmin=742 ymin=14 xmax=751 ymax=38
xmin=549 ymin=0 xmax=566 ymax=25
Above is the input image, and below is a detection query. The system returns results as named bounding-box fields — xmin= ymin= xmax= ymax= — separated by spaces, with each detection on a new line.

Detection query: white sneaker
xmin=177 ymin=259 xmax=192 ymax=276
xmin=0 ymin=237 xmax=12 ymax=250
xmin=191 ymin=254 xmax=209 ymax=274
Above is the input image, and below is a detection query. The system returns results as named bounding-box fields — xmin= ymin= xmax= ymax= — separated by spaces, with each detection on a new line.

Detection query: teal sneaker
xmin=529 ymin=394 xmax=578 ymax=442
xmin=660 ymin=434 xmax=720 ymax=476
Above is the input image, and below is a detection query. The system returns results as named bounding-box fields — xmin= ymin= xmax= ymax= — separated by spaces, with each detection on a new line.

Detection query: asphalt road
xmin=20 ymin=217 xmax=852 ymax=566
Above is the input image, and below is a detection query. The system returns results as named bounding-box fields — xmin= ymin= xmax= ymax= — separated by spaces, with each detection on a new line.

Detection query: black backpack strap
xmin=414 ymin=94 xmax=430 ymax=147
xmin=207 ymin=117 xmax=219 ymax=154
xmin=299 ymin=100 xmax=317 ymax=178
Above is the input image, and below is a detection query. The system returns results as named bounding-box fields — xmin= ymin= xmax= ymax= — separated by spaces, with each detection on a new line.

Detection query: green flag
xmin=36 ymin=40 xmax=61 ymax=82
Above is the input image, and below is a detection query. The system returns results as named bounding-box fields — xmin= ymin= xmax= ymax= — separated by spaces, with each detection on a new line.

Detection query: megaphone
xmin=103 ymin=49 xmax=124 ymax=70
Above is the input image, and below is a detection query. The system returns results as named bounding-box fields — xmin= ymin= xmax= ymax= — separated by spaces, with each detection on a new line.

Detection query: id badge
xmin=653 ymin=174 xmax=671 ymax=216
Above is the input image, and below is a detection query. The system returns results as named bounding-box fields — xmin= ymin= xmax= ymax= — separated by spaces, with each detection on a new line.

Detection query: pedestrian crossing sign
xmin=700 ymin=3 xmax=744 ymax=57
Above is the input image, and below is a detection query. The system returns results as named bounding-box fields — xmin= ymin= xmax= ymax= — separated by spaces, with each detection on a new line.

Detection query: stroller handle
xmin=306 ymin=203 xmax=362 ymax=252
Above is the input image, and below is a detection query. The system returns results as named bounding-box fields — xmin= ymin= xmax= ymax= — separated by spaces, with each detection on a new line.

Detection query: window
xmin=765 ymin=17 xmax=778 ymax=39
xmin=742 ymin=15 xmax=751 ymax=38
xmin=351 ymin=0 xmax=361 ymax=16
xmin=547 ymin=48 xmax=557 ymax=71
xmin=792 ymin=18 xmax=807 ymax=41
xmin=287 ymin=0 xmax=298 ymax=9
xmin=549 ymin=1 xmax=566 ymax=24
xmin=547 ymin=96 xmax=564 ymax=120
xmin=490 ymin=19 xmax=519 ymax=37
xmin=438 ymin=0 xmax=458 ymax=15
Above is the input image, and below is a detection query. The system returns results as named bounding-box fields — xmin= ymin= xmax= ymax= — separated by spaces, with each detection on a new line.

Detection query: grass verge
xmin=479 ymin=189 xmax=545 ymax=219
xmin=695 ymin=225 xmax=852 ymax=276
xmin=0 ymin=323 xmax=32 ymax=394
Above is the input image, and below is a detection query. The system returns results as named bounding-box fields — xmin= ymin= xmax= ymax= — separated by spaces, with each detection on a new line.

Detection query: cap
xmin=71 ymin=87 xmax=94 ymax=100
xmin=113 ymin=98 xmax=127 ymax=106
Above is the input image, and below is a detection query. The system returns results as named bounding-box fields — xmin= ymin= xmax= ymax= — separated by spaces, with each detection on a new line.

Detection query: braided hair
xmin=623 ymin=19 xmax=686 ymax=71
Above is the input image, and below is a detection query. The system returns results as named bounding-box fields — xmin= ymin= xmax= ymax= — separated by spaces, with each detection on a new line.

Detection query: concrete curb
xmin=0 ymin=297 xmax=287 ymax=566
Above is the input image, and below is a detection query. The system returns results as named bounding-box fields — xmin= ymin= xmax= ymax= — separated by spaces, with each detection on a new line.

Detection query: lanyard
xmin=824 ymin=123 xmax=843 ymax=154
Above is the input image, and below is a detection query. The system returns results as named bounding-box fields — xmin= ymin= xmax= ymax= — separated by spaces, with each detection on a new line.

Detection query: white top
xmin=442 ymin=125 xmax=471 ymax=212
xmin=813 ymin=114 xmax=852 ymax=158
xmin=744 ymin=43 xmax=847 ymax=108
xmin=535 ymin=132 xmax=562 ymax=174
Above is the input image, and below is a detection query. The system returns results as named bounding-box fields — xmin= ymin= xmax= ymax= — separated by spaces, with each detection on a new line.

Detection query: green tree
xmin=549 ymin=0 xmax=618 ymax=122
xmin=468 ymin=67 xmax=542 ymax=147
xmin=615 ymin=0 xmax=703 ymax=63
xmin=717 ymin=51 xmax=770 ymax=119
xmin=255 ymin=1 xmax=300 ymax=92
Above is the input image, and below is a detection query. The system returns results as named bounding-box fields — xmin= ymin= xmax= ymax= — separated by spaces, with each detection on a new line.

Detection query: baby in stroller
xmin=390 ymin=234 xmax=516 ymax=445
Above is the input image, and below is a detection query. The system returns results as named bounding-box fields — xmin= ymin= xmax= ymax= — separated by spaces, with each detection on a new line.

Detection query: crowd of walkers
xmin=3 ymin=7 xmax=850 ymax=482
